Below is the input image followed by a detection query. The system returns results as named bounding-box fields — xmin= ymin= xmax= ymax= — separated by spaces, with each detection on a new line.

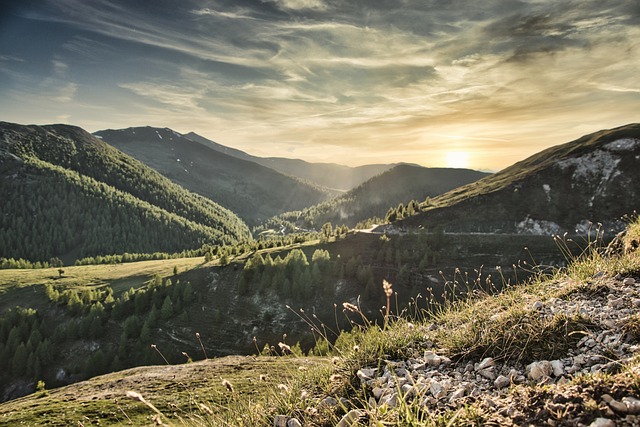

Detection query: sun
xmin=445 ymin=151 xmax=470 ymax=169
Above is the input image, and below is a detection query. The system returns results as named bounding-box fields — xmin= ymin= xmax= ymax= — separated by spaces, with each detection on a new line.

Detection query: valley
xmin=0 ymin=228 xmax=570 ymax=403
xmin=3 ymin=0 xmax=639 ymax=422
xmin=1 ymin=121 xmax=639 ymax=424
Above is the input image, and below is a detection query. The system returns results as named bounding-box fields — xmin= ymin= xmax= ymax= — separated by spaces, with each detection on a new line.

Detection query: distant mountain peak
xmin=94 ymin=126 xmax=335 ymax=226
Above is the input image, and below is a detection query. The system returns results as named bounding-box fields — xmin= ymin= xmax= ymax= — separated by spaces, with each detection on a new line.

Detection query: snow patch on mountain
xmin=542 ymin=184 xmax=551 ymax=203
xmin=556 ymin=150 xmax=620 ymax=183
xmin=605 ymin=138 xmax=640 ymax=152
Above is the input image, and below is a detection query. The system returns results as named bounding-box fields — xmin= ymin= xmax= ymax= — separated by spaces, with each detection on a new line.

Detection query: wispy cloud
xmin=268 ymin=0 xmax=328 ymax=11
xmin=595 ymin=84 xmax=640 ymax=94
xmin=2 ymin=0 xmax=639 ymax=169
xmin=191 ymin=7 xmax=259 ymax=20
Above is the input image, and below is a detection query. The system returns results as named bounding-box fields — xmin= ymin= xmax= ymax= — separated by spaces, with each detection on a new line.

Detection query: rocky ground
xmin=274 ymin=273 xmax=640 ymax=427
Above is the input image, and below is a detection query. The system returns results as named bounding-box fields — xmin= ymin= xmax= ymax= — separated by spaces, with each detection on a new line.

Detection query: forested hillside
xmin=271 ymin=164 xmax=490 ymax=229
xmin=95 ymin=127 xmax=333 ymax=226
xmin=0 ymin=122 xmax=251 ymax=263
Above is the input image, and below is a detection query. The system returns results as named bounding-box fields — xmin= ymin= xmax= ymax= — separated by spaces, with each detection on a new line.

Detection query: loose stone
xmin=319 ymin=396 xmax=338 ymax=408
xmin=550 ymin=360 xmax=565 ymax=377
xmin=449 ymin=387 xmax=465 ymax=402
xmin=424 ymin=351 xmax=442 ymax=367
xmin=274 ymin=415 xmax=289 ymax=427
xmin=380 ymin=393 xmax=398 ymax=408
xmin=622 ymin=396 xmax=640 ymax=414
xmin=494 ymin=375 xmax=510 ymax=389
xmin=589 ymin=418 xmax=615 ymax=427
xmin=287 ymin=419 xmax=302 ymax=427
xmin=357 ymin=368 xmax=377 ymax=382
xmin=401 ymin=383 xmax=414 ymax=397
xmin=607 ymin=398 xmax=628 ymax=414
xmin=372 ymin=387 xmax=385 ymax=399
xmin=608 ymin=297 xmax=625 ymax=308
xmin=526 ymin=361 xmax=552 ymax=381
xmin=430 ymin=381 xmax=446 ymax=399
xmin=476 ymin=357 xmax=495 ymax=371
xmin=336 ymin=409 xmax=365 ymax=427
xmin=368 ymin=397 xmax=377 ymax=409
xmin=478 ymin=367 xmax=497 ymax=380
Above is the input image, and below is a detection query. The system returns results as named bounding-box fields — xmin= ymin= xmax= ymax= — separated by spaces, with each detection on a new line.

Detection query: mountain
xmin=184 ymin=132 xmax=392 ymax=191
xmin=397 ymin=123 xmax=640 ymax=234
xmin=95 ymin=127 xmax=334 ymax=226
xmin=0 ymin=122 xmax=251 ymax=263
xmin=271 ymin=164 xmax=490 ymax=229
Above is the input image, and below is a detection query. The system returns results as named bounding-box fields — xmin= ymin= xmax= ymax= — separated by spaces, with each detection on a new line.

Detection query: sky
xmin=0 ymin=0 xmax=638 ymax=171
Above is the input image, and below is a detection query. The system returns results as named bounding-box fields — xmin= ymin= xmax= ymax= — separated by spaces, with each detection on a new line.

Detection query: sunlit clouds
xmin=0 ymin=0 xmax=638 ymax=170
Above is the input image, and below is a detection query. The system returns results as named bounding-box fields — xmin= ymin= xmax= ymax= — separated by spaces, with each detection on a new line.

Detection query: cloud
xmin=52 ymin=82 xmax=78 ymax=102
xmin=191 ymin=7 xmax=258 ymax=20
xmin=268 ymin=0 xmax=328 ymax=11
xmin=0 ymin=55 xmax=25 ymax=63
xmin=3 ymin=0 xmax=639 ymax=169
xmin=595 ymin=84 xmax=640 ymax=94
xmin=52 ymin=59 xmax=68 ymax=75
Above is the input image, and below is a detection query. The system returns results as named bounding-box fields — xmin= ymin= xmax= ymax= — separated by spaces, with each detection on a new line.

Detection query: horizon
xmin=1 ymin=1 xmax=638 ymax=170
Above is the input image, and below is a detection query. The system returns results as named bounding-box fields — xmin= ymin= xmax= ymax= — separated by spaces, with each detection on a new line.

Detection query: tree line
xmin=0 ymin=158 xmax=243 ymax=263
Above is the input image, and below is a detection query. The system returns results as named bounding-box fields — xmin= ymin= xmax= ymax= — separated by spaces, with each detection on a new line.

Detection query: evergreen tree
xmin=12 ymin=342 xmax=28 ymax=376
xmin=161 ymin=296 xmax=174 ymax=319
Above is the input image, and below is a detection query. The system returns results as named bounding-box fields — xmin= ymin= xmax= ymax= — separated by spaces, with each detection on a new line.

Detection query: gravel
xmin=274 ymin=274 xmax=640 ymax=426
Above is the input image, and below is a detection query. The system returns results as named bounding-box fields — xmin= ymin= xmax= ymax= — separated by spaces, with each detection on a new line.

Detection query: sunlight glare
xmin=445 ymin=151 xmax=470 ymax=169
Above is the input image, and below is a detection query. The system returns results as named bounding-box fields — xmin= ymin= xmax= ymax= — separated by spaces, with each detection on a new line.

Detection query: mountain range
xmin=94 ymin=127 xmax=336 ymax=226
xmin=3 ymin=121 xmax=639 ymax=264
xmin=184 ymin=131 xmax=392 ymax=191
xmin=1 ymin=121 xmax=492 ymax=263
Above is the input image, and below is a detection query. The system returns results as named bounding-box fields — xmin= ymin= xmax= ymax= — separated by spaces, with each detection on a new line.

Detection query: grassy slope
xmin=0 ymin=257 xmax=206 ymax=312
xmin=0 ymin=356 xmax=327 ymax=427
xmin=426 ymin=123 xmax=640 ymax=210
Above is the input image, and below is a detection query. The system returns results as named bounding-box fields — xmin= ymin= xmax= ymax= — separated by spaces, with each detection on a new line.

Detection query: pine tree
xmin=12 ymin=342 xmax=28 ymax=376
xmin=182 ymin=282 xmax=194 ymax=304
xmin=161 ymin=296 xmax=174 ymax=319
xmin=140 ymin=320 xmax=152 ymax=345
